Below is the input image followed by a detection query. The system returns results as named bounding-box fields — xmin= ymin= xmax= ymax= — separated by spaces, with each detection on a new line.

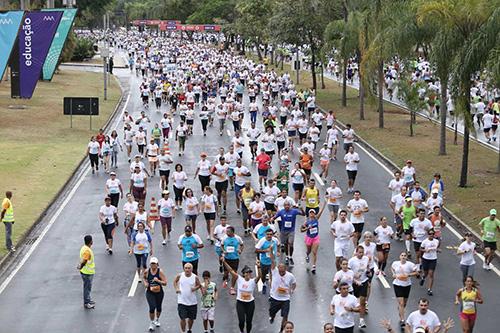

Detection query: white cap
xmin=150 ymin=257 xmax=159 ymax=264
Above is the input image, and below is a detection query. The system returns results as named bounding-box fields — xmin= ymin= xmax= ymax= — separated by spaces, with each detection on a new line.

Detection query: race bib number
xmin=284 ymin=221 xmax=292 ymax=228
xmin=329 ymin=197 xmax=337 ymax=203
xmin=309 ymin=227 xmax=318 ymax=234
xmin=463 ymin=301 xmax=475 ymax=311
xmin=137 ymin=244 xmax=145 ymax=251
xmin=240 ymin=291 xmax=252 ymax=301
xmin=205 ymin=204 xmax=212 ymax=210
xmin=277 ymin=286 xmax=288 ymax=295
xmin=308 ymin=198 xmax=316 ymax=205
xmin=486 ymin=231 xmax=495 ymax=239
xmin=398 ymin=275 xmax=408 ymax=281
xmin=185 ymin=251 xmax=195 ymax=258
xmin=226 ymin=246 xmax=235 ymax=253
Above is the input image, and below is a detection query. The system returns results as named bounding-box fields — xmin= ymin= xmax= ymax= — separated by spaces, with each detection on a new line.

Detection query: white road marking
xmin=374 ymin=265 xmax=390 ymax=289
xmin=349 ymin=130 xmax=500 ymax=277
xmin=0 ymin=168 xmax=90 ymax=295
xmin=313 ymin=172 xmax=325 ymax=186
xmin=0 ymin=92 xmax=132 ymax=296
xmin=227 ymin=129 xmax=231 ymax=137
xmin=127 ymin=271 xmax=140 ymax=297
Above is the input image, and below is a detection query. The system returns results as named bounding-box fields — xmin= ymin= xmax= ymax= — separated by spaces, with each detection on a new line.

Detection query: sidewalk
xmin=322 ymin=70 xmax=499 ymax=152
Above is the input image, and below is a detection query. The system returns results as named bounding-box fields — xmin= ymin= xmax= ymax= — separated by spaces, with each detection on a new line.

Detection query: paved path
xmin=0 ymin=57 xmax=498 ymax=333
xmin=321 ymin=69 xmax=499 ymax=151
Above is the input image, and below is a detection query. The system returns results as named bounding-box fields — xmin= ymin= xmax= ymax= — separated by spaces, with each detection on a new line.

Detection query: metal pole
xmin=20 ymin=0 xmax=28 ymax=10
xmin=103 ymin=14 xmax=108 ymax=101
xmin=70 ymin=99 xmax=73 ymax=128
xmin=90 ymin=101 xmax=92 ymax=131
xmin=46 ymin=0 xmax=54 ymax=8
xmin=296 ymin=49 xmax=300 ymax=85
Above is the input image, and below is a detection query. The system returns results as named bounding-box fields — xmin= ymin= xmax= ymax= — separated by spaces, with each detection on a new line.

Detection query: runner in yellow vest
xmin=1 ymin=191 xmax=15 ymax=252
xmin=78 ymin=235 xmax=95 ymax=309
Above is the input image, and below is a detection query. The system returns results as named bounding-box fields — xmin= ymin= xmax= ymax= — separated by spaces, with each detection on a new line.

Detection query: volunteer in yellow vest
xmin=303 ymin=179 xmax=320 ymax=214
xmin=78 ymin=235 xmax=95 ymax=309
xmin=1 ymin=191 xmax=15 ymax=252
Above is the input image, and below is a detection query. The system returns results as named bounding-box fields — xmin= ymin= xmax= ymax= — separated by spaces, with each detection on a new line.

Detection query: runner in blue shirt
xmin=177 ymin=225 xmax=204 ymax=275
xmin=255 ymin=229 xmax=279 ymax=294
xmin=221 ymin=226 xmax=244 ymax=294
xmin=271 ymin=202 xmax=305 ymax=265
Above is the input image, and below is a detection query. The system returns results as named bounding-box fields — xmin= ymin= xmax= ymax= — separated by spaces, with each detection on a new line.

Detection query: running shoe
xmin=230 ymin=287 xmax=236 ymax=295
xmin=162 ymin=240 xmax=166 ymax=246
xmin=427 ymin=289 xmax=433 ymax=296
xmin=359 ymin=318 xmax=366 ymax=328
xmin=154 ymin=320 xmax=160 ymax=327
xmin=285 ymin=257 xmax=289 ymax=265
xmin=289 ymin=257 xmax=295 ymax=266
xmin=305 ymin=255 xmax=310 ymax=263
xmin=419 ymin=278 xmax=425 ymax=286
xmin=84 ymin=303 xmax=95 ymax=309
xmin=262 ymin=284 xmax=267 ymax=295
xmin=311 ymin=265 xmax=316 ymax=274
xmin=148 ymin=322 xmax=155 ymax=331
xmin=222 ymin=280 xmax=228 ymax=288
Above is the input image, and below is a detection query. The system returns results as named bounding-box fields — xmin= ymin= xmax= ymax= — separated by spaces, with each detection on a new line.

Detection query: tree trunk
xmin=342 ymin=57 xmax=347 ymax=107
xmin=256 ymin=42 xmax=262 ymax=61
xmin=410 ymin=111 xmax=414 ymax=136
xmin=241 ymin=38 xmax=246 ymax=54
xmin=359 ymin=71 xmax=365 ymax=120
xmin=320 ymin=64 xmax=326 ymax=89
xmin=439 ymin=76 xmax=448 ymax=155
xmin=459 ymin=83 xmax=472 ymax=187
xmin=310 ymin=45 xmax=317 ymax=91
xmin=378 ymin=60 xmax=384 ymax=128
xmin=270 ymin=49 xmax=274 ymax=65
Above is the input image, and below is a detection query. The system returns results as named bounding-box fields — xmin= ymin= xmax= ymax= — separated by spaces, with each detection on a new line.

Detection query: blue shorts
xmin=234 ymin=183 xmax=244 ymax=197
xmin=215 ymin=246 xmax=222 ymax=257
xmin=228 ymin=168 xmax=234 ymax=177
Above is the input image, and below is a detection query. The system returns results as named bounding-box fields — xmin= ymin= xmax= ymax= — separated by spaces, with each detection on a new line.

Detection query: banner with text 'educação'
xmin=18 ymin=11 xmax=62 ymax=98
xmin=0 ymin=11 xmax=24 ymax=80
xmin=41 ymin=8 xmax=77 ymax=81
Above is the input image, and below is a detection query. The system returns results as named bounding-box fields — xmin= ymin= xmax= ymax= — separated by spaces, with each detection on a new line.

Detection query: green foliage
xmin=186 ymin=0 xmax=237 ymax=24
xmin=71 ymin=37 xmax=96 ymax=62
xmin=61 ymin=30 xmax=77 ymax=63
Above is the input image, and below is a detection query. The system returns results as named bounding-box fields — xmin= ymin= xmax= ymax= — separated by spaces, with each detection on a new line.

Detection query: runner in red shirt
xmin=255 ymin=148 xmax=271 ymax=190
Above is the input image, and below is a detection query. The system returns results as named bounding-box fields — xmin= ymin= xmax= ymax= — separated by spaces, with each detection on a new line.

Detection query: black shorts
xmin=215 ymin=180 xmax=228 ymax=193
xmin=269 ymin=298 xmax=290 ymax=318
xmin=265 ymin=202 xmax=276 ymax=212
xmin=223 ymin=258 xmax=239 ymax=273
xmin=249 ymin=141 xmax=258 ymax=147
xmin=277 ymin=141 xmax=285 ymax=150
xmin=483 ymin=127 xmax=491 ymax=133
xmin=484 ymin=240 xmax=497 ymax=251
xmin=393 ymin=284 xmax=411 ymax=299
xmin=353 ymin=223 xmax=364 ymax=234
xmin=178 ymin=304 xmax=197 ymax=320
xmin=334 ymin=327 xmax=354 ymax=333
xmin=266 ymin=150 xmax=275 ymax=156
xmin=421 ymin=258 xmax=437 ymax=272
xmin=258 ymin=169 xmax=269 ymax=177
xmin=159 ymin=170 xmax=170 ymax=178
xmin=343 ymin=142 xmax=353 ymax=152
xmin=346 ymin=170 xmax=357 ymax=181
xmin=101 ymin=223 xmax=115 ymax=241
xmin=413 ymin=241 xmax=422 ymax=252
xmin=186 ymin=119 xmax=194 ymax=125
xmin=204 ymin=212 xmax=216 ymax=221
xmin=353 ymin=280 xmax=369 ymax=298
xmin=292 ymin=183 xmax=304 ymax=192
xmin=303 ymin=168 xmax=312 ymax=176
xmin=299 ymin=132 xmax=307 ymax=139
xmin=404 ymin=227 xmax=413 ymax=235
xmin=376 ymin=243 xmax=391 ymax=253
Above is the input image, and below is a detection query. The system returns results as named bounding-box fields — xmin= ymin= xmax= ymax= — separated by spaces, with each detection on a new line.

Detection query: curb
xmin=0 ymin=74 xmax=126 ymax=270
xmin=327 ymin=107 xmax=499 ymax=255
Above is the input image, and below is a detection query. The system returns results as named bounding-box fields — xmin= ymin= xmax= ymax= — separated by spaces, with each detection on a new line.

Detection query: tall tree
xmin=418 ymin=0 xmax=500 ymax=187
xmin=269 ymin=0 xmax=341 ymax=91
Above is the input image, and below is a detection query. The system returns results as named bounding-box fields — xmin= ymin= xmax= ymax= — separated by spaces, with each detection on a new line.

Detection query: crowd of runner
xmin=78 ymin=29 xmax=499 ymax=333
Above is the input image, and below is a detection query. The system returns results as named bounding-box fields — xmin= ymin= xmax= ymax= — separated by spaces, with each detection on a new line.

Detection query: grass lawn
xmin=266 ymin=58 xmax=499 ymax=237
xmin=0 ymin=69 xmax=121 ymax=258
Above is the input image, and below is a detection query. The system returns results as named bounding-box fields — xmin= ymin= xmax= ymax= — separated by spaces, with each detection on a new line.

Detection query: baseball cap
xmin=200 ymin=152 xmax=207 ymax=157
xmin=431 ymin=189 xmax=439 ymax=194
xmin=405 ymin=196 xmax=412 ymax=201
xmin=110 ymin=171 xmax=116 ymax=176
xmin=490 ymin=209 xmax=497 ymax=215
xmin=414 ymin=328 xmax=426 ymax=333
xmin=162 ymin=190 xmax=170 ymax=195
xmin=150 ymin=257 xmax=159 ymax=264
xmin=406 ymin=159 xmax=412 ymax=163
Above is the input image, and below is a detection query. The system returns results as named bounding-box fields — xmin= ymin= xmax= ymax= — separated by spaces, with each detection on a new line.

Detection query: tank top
xmin=178 ymin=273 xmax=198 ymax=306
xmin=241 ymin=189 xmax=254 ymax=208
xmin=305 ymin=188 xmax=319 ymax=208
xmin=461 ymin=288 xmax=477 ymax=314
xmin=147 ymin=268 xmax=162 ymax=292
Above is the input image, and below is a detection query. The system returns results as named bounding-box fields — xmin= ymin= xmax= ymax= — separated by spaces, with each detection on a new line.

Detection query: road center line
xmin=127 ymin=271 xmax=140 ymax=297
xmin=313 ymin=172 xmax=325 ymax=186
xmin=374 ymin=265 xmax=390 ymax=289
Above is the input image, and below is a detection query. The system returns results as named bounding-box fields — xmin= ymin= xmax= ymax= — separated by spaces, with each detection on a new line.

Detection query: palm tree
xmin=418 ymin=0 xmax=500 ymax=187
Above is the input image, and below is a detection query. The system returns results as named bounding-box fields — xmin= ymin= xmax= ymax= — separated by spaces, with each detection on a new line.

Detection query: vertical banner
xmin=0 ymin=11 xmax=24 ymax=80
xmin=41 ymin=8 xmax=77 ymax=81
xmin=15 ymin=11 xmax=62 ymax=98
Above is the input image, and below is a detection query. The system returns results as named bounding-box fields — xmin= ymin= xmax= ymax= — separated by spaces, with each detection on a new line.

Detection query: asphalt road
xmin=0 ymin=61 xmax=498 ymax=333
